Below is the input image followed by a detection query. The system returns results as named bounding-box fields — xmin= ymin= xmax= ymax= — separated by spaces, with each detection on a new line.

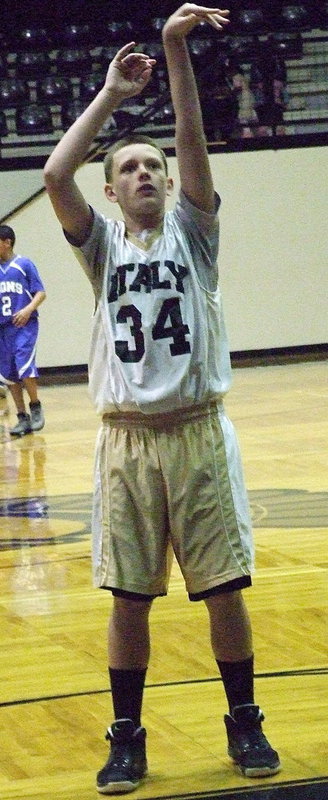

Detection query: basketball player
xmin=44 ymin=4 xmax=280 ymax=794
xmin=0 ymin=225 xmax=46 ymax=436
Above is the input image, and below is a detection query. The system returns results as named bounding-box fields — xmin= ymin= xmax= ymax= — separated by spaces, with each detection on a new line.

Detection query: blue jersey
xmin=0 ymin=255 xmax=45 ymax=326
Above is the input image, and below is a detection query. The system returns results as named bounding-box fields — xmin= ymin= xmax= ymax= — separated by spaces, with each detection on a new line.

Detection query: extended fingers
xmin=207 ymin=11 xmax=230 ymax=30
xmin=192 ymin=8 xmax=230 ymax=24
xmin=124 ymin=54 xmax=156 ymax=67
xmin=182 ymin=5 xmax=230 ymax=26
xmin=183 ymin=5 xmax=229 ymax=15
xmin=115 ymin=42 xmax=156 ymax=67
xmin=114 ymin=42 xmax=136 ymax=61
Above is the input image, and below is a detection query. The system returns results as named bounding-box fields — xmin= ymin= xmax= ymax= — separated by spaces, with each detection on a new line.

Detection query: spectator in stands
xmin=231 ymin=69 xmax=259 ymax=138
xmin=250 ymin=49 xmax=288 ymax=136
xmin=200 ymin=61 xmax=238 ymax=141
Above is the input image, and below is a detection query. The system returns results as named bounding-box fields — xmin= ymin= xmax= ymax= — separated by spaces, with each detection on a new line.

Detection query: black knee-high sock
xmin=216 ymin=655 xmax=254 ymax=714
xmin=109 ymin=668 xmax=147 ymax=728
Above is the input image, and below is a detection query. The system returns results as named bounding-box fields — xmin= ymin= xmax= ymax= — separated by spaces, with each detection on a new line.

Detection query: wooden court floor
xmin=0 ymin=360 xmax=327 ymax=800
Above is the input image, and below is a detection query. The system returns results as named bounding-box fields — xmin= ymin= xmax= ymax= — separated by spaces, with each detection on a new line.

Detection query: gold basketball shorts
xmin=92 ymin=400 xmax=254 ymax=598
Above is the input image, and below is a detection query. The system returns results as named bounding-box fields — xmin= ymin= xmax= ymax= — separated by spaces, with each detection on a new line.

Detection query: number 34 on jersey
xmin=107 ymin=260 xmax=191 ymax=364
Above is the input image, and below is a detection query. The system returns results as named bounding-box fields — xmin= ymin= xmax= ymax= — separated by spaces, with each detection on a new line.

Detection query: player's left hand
xmin=12 ymin=307 xmax=31 ymax=327
xmin=162 ymin=4 xmax=230 ymax=39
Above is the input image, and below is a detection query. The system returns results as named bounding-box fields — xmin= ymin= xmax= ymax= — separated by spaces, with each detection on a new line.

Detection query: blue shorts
xmin=0 ymin=319 xmax=39 ymax=384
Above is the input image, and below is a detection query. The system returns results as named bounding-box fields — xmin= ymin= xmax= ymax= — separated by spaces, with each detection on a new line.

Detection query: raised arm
xmin=162 ymin=5 xmax=229 ymax=213
xmin=44 ymin=45 xmax=156 ymax=244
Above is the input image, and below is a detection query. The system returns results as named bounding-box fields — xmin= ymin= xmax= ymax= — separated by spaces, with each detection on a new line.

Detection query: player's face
xmin=105 ymin=144 xmax=173 ymax=225
xmin=0 ymin=238 xmax=12 ymax=263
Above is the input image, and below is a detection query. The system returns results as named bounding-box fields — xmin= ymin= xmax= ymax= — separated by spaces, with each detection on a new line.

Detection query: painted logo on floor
xmin=0 ymin=489 xmax=327 ymax=551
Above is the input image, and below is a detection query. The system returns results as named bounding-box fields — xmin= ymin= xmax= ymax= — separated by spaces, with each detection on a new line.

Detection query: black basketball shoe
xmin=224 ymin=704 xmax=281 ymax=777
xmin=96 ymin=718 xmax=147 ymax=794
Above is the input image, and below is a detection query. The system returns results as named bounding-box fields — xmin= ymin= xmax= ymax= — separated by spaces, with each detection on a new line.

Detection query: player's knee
xmin=113 ymin=595 xmax=153 ymax=618
xmin=204 ymin=588 xmax=243 ymax=616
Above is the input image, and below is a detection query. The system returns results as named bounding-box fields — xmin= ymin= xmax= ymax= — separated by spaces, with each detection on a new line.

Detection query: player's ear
xmin=166 ymin=177 xmax=174 ymax=196
xmin=104 ymin=183 xmax=118 ymax=204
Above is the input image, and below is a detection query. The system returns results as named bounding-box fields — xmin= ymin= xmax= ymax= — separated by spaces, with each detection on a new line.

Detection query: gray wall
xmin=1 ymin=145 xmax=327 ymax=367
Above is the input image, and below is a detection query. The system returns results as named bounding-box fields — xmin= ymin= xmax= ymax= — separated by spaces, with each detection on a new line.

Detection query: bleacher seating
xmin=0 ymin=1 xmax=328 ymax=168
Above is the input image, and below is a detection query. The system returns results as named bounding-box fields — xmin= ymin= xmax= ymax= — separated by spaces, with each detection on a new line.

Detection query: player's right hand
xmin=104 ymin=43 xmax=156 ymax=100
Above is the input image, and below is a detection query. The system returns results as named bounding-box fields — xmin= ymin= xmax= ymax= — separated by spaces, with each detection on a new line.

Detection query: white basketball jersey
xmin=70 ymin=191 xmax=232 ymax=415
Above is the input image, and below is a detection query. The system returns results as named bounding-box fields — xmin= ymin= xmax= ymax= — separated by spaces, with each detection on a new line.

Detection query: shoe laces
xmin=236 ymin=719 xmax=273 ymax=754
xmin=232 ymin=705 xmax=271 ymax=751
xmin=243 ymin=724 xmax=270 ymax=750
xmin=109 ymin=741 xmax=134 ymax=768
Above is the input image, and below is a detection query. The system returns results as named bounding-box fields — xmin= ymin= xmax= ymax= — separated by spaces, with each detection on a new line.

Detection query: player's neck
xmin=125 ymin=226 xmax=163 ymax=251
xmin=123 ymin=209 xmax=164 ymax=236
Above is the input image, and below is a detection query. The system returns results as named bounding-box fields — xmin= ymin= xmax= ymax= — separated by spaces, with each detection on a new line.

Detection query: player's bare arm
xmin=44 ymin=45 xmax=156 ymax=244
xmin=162 ymin=5 xmax=230 ymax=213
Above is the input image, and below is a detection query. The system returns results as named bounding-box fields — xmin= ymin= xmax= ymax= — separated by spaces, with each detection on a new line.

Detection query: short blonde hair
xmin=104 ymin=134 xmax=168 ymax=181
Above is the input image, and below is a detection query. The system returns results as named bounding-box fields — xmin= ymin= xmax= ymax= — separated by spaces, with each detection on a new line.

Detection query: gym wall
xmin=1 ymin=144 xmax=327 ymax=368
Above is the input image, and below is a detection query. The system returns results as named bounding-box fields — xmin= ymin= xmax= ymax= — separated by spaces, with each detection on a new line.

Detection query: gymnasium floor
xmin=0 ymin=360 xmax=327 ymax=800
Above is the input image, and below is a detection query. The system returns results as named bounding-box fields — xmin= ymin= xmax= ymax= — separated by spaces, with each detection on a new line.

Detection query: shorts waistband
xmin=102 ymin=399 xmax=223 ymax=430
